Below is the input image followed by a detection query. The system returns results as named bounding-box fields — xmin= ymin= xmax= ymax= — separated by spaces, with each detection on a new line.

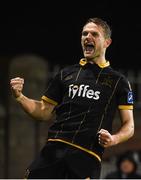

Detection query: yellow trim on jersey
xmin=41 ymin=96 xmax=58 ymax=106
xmin=79 ymin=58 xmax=88 ymax=66
xmin=118 ymin=105 xmax=133 ymax=110
xmin=48 ymin=138 xmax=101 ymax=162
xmin=79 ymin=58 xmax=110 ymax=68
xmin=98 ymin=61 xmax=110 ymax=68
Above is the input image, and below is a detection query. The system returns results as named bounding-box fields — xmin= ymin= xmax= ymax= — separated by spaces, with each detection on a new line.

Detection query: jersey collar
xmin=79 ymin=58 xmax=110 ymax=68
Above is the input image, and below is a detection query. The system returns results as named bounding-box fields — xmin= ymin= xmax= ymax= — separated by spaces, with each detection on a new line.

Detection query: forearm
xmin=112 ymin=120 xmax=134 ymax=145
xmin=15 ymin=94 xmax=53 ymax=121
xmin=99 ymin=109 xmax=134 ymax=148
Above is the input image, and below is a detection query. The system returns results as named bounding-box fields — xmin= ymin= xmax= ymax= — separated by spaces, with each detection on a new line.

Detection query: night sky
xmin=0 ymin=1 xmax=141 ymax=69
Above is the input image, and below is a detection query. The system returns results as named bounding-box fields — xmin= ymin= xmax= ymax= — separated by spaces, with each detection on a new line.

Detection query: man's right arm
xmin=10 ymin=77 xmax=56 ymax=122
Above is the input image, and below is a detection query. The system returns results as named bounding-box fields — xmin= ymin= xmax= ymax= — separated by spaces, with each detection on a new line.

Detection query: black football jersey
xmin=41 ymin=59 xmax=134 ymax=161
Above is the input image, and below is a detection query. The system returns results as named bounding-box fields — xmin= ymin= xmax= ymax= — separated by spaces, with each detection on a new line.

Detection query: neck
xmin=86 ymin=56 xmax=107 ymax=65
xmin=87 ymin=49 xmax=107 ymax=64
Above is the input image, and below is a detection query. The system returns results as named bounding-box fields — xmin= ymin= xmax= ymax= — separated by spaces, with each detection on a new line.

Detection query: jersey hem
xmin=48 ymin=138 xmax=101 ymax=162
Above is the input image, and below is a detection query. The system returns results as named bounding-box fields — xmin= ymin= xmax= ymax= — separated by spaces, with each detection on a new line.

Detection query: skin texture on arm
xmin=10 ymin=77 xmax=56 ymax=123
xmin=98 ymin=109 xmax=134 ymax=148
xmin=17 ymin=95 xmax=56 ymax=122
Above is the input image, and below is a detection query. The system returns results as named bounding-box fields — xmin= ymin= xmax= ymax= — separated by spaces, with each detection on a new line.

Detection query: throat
xmin=87 ymin=58 xmax=109 ymax=68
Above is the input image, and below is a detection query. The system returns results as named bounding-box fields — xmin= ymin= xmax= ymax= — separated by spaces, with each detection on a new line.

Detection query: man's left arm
xmin=98 ymin=109 xmax=134 ymax=148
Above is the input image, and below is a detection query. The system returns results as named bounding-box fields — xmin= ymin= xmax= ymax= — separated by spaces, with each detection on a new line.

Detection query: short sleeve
xmin=41 ymin=71 xmax=63 ymax=106
xmin=117 ymin=76 xmax=134 ymax=110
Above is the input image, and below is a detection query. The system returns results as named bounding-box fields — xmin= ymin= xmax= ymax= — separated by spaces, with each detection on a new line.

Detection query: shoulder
xmin=61 ymin=64 xmax=80 ymax=72
xmin=51 ymin=64 xmax=78 ymax=77
xmin=52 ymin=64 xmax=80 ymax=81
xmin=107 ymin=67 xmax=126 ymax=78
xmin=59 ymin=64 xmax=80 ymax=78
xmin=107 ymin=67 xmax=130 ymax=84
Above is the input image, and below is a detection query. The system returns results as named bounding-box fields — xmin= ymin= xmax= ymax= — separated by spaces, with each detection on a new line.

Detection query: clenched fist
xmin=10 ymin=77 xmax=24 ymax=98
xmin=98 ymin=129 xmax=116 ymax=148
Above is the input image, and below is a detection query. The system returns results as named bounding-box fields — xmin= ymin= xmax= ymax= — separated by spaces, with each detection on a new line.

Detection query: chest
xmin=62 ymin=68 xmax=119 ymax=106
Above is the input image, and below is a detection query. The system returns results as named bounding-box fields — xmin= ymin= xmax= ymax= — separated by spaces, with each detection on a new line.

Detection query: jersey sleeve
xmin=117 ymin=76 xmax=134 ymax=110
xmin=41 ymin=71 xmax=63 ymax=106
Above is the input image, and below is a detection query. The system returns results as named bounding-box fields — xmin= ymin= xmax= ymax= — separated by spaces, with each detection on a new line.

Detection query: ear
xmin=104 ymin=38 xmax=112 ymax=48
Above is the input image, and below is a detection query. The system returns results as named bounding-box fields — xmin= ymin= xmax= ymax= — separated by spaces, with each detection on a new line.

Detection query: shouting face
xmin=81 ymin=22 xmax=111 ymax=61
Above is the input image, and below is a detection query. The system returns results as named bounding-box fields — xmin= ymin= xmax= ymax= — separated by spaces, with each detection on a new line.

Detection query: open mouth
xmin=84 ymin=43 xmax=95 ymax=53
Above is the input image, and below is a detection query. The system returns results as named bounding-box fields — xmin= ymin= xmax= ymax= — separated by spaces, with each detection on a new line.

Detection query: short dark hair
xmin=84 ymin=17 xmax=112 ymax=39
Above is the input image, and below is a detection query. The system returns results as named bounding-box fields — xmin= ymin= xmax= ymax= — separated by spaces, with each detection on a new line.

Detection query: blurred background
xmin=0 ymin=1 xmax=141 ymax=178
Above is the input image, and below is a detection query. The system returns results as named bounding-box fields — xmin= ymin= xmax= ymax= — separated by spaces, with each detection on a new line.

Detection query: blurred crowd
xmin=104 ymin=150 xmax=141 ymax=179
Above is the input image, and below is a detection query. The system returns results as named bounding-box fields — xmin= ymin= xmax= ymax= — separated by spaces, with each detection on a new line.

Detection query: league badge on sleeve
xmin=127 ymin=91 xmax=133 ymax=104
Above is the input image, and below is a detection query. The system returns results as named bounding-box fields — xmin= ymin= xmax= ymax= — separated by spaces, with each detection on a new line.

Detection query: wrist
xmin=15 ymin=93 xmax=24 ymax=102
xmin=111 ymin=135 xmax=119 ymax=146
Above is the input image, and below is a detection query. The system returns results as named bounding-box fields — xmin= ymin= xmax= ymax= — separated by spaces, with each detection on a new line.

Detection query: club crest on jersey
xmin=69 ymin=84 xmax=100 ymax=100
xmin=127 ymin=91 xmax=133 ymax=104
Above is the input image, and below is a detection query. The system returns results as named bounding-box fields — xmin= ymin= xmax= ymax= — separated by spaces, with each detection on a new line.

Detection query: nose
xmin=86 ymin=32 xmax=93 ymax=39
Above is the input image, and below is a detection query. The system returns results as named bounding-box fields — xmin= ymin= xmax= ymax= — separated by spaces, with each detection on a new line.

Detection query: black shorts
xmin=25 ymin=141 xmax=101 ymax=179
